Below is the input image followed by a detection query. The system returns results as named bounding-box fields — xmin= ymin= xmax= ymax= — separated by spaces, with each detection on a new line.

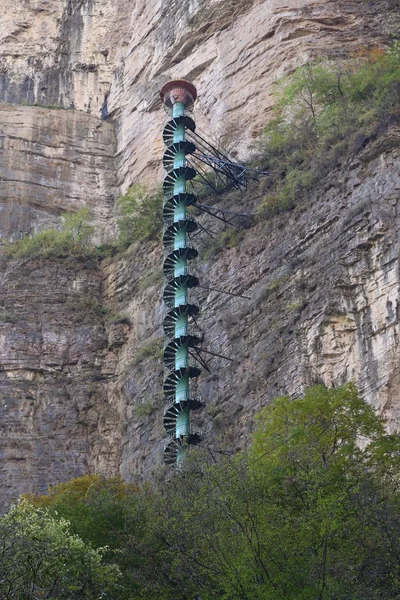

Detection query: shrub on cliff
xmin=116 ymin=183 xmax=163 ymax=249
xmin=257 ymin=44 xmax=400 ymax=216
xmin=3 ymin=208 xmax=95 ymax=259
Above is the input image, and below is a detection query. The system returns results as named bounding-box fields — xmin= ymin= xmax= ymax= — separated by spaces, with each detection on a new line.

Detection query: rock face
xmin=0 ymin=0 xmax=128 ymax=114
xmin=1 ymin=0 xmax=400 ymax=509
xmin=1 ymin=1 xmax=399 ymax=186
xmin=99 ymin=129 xmax=400 ymax=478
xmin=0 ymin=255 xmax=120 ymax=509
xmin=110 ymin=0 xmax=400 ymax=187
xmin=0 ymin=105 xmax=116 ymax=241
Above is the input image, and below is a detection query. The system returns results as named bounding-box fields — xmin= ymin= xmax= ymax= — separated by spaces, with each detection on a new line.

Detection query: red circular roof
xmin=160 ymin=80 xmax=198 ymax=104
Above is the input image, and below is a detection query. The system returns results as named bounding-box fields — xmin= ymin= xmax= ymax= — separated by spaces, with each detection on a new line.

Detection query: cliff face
xmin=110 ymin=0 xmax=400 ymax=186
xmin=0 ymin=105 xmax=116 ymax=240
xmin=0 ymin=0 xmax=126 ymax=113
xmin=1 ymin=0 xmax=400 ymax=510
xmin=1 ymin=0 xmax=398 ymax=188
xmin=0 ymin=255 xmax=120 ymax=509
xmin=99 ymin=129 xmax=400 ymax=479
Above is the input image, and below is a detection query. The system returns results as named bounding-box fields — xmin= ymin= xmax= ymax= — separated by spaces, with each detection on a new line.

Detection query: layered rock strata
xmin=99 ymin=129 xmax=400 ymax=477
xmin=0 ymin=0 xmax=400 ymax=509
xmin=0 ymin=255 xmax=120 ymax=510
xmin=0 ymin=105 xmax=116 ymax=241
xmin=111 ymin=0 xmax=400 ymax=187
xmin=1 ymin=0 xmax=399 ymax=188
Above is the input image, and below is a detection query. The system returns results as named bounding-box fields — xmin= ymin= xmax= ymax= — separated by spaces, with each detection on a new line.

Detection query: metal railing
xmin=163 ymin=326 xmax=188 ymax=347
xmin=164 ymin=295 xmax=187 ymax=309
xmin=163 ymin=214 xmax=196 ymax=233
xmin=165 ymin=423 xmax=203 ymax=439
xmin=163 ymin=157 xmax=191 ymax=175
xmin=164 ymin=356 xmax=200 ymax=376
xmin=163 ymin=289 xmax=201 ymax=311
xmin=163 ymin=326 xmax=201 ymax=350
xmin=163 ymin=190 xmax=197 ymax=206
xmin=163 ymin=112 xmax=195 ymax=146
xmin=164 ymin=390 xmax=201 ymax=406
xmin=163 ymin=190 xmax=175 ymax=203
xmin=164 ymin=266 xmax=197 ymax=288
xmin=163 ymin=240 xmax=198 ymax=257
xmin=164 ymin=396 xmax=202 ymax=414
xmin=175 ymin=355 xmax=192 ymax=369
xmin=174 ymin=265 xmax=190 ymax=278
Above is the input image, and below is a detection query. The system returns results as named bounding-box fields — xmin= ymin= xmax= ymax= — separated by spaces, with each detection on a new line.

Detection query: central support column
xmin=161 ymin=80 xmax=202 ymax=466
xmin=173 ymin=101 xmax=189 ymax=460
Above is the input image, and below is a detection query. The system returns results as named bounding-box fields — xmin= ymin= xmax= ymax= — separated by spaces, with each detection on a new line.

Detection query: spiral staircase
xmin=160 ymin=80 xmax=203 ymax=465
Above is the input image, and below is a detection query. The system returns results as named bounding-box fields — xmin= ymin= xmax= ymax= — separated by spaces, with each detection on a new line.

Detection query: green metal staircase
xmin=160 ymin=80 xmax=202 ymax=466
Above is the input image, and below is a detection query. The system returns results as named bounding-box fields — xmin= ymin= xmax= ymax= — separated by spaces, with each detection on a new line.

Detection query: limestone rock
xmin=0 ymin=256 xmax=120 ymax=509
xmin=1 ymin=0 xmax=399 ymax=189
xmin=0 ymin=105 xmax=117 ymax=241
xmin=99 ymin=131 xmax=400 ymax=476
xmin=1 ymin=0 xmax=400 ymax=511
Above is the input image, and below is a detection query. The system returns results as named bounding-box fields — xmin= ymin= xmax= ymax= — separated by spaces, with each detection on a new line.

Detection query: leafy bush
xmin=24 ymin=384 xmax=400 ymax=600
xmin=25 ymin=476 xmax=146 ymax=600
xmin=95 ymin=242 xmax=119 ymax=259
xmin=4 ymin=209 xmax=94 ymax=259
xmin=25 ymin=475 xmax=135 ymax=553
xmin=257 ymin=44 xmax=400 ymax=216
xmin=117 ymin=184 xmax=163 ymax=249
xmin=0 ymin=500 xmax=121 ymax=599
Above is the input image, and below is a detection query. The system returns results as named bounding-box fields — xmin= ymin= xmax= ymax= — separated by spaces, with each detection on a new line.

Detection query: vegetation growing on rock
xmin=3 ymin=209 xmax=95 ymax=259
xmin=3 ymin=182 xmax=164 ymax=261
xmin=7 ymin=41 xmax=399 ymax=264
xmin=18 ymin=384 xmax=400 ymax=599
xmin=257 ymin=44 xmax=400 ymax=216
xmin=116 ymin=184 xmax=163 ymax=249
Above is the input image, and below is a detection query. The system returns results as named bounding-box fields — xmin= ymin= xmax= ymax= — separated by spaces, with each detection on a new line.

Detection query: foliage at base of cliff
xmin=256 ymin=44 xmax=400 ymax=217
xmin=0 ymin=500 xmax=121 ymax=599
xmin=20 ymin=384 xmax=400 ymax=600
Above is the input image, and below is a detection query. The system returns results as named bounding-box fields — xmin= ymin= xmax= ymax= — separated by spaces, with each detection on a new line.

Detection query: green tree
xmin=244 ymin=384 xmax=400 ymax=599
xmin=25 ymin=385 xmax=400 ymax=599
xmin=61 ymin=208 xmax=94 ymax=247
xmin=143 ymin=385 xmax=400 ymax=599
xmin=26 ymin=476 xmax=147 ymax=599
xmin=0 ymin=500 xmax=121 ymax=599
